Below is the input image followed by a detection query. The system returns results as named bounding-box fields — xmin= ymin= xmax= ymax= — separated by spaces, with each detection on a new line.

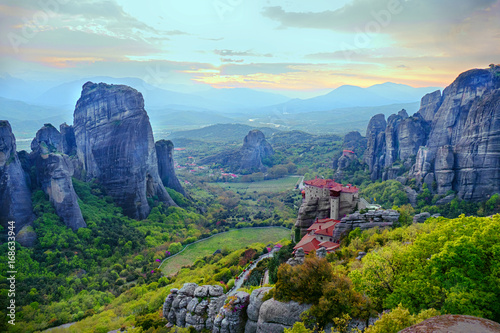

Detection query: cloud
xmin=262 ymin=0 xmax=500 ymax=58
xmin=221 ymin=58 xmax=245 ymax=63
xmin=214 ymin=49 xmax=273 ymax=57
xmin=262 ymin=0 xmax=497 ymax=32
xmin=164 ymin=30 xmax=190 ymax=36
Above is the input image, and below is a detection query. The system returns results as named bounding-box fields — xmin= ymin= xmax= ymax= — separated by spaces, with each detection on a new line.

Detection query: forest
xmin=1 ymin=129 xmax=499 ymax=332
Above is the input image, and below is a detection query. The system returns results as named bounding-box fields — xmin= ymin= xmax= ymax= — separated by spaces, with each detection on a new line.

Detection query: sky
xmin=1 ymin=0 xmax=499 ymax=97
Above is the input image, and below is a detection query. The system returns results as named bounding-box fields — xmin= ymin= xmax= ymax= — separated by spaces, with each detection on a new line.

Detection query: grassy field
xmin=160 ymin=227 xmax=290 ymax=276
xmin=210 ymin=176 xmax=301 ymax=194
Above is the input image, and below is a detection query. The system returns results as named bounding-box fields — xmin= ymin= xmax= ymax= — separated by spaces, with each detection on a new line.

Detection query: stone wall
xmin=163 ymin=284 xmax=313 ymax=333
xmin=332 ymin=209 xmax=400 ymax=242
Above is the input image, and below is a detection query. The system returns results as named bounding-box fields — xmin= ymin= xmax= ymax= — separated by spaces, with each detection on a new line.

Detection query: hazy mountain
xmin=0 ymin=74 xmax=60 ymax=103
xmin=167 ymin=123 xmax=279 ymax=144
xmin=261 ymin=82 xmax=441 ymax=114
xmin=235 ymin=102 xmax=421 ymax=135
xmin=193 ymin=87 xmax=290 ymax=109
xmin=31 ymin=77 xmax=290 ymax=112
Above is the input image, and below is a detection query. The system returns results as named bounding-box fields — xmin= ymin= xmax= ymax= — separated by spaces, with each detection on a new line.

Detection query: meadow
xmin=209 ymin=176 xmax=301 ymax=194
xmin=160 ymin=227 xmax=291 ymax=276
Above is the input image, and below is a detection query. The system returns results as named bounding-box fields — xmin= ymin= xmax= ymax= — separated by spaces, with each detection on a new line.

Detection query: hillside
xmin=167 ymin=123 xmax=279 ymax=144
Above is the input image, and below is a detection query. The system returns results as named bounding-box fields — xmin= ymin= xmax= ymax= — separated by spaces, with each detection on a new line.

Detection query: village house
xmin=293 ymin=218 xmax=340 ymax=254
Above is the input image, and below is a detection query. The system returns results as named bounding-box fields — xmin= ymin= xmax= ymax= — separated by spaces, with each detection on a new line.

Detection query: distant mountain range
xmin=0 ymin=74 xmax=441 ymax=150
xmin=260 ymin=82 xmax=440 ymax=114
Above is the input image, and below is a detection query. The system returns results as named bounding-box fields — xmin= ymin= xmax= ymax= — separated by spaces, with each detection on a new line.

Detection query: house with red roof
xmin=294 ymin=218 xmax=341 ymax=254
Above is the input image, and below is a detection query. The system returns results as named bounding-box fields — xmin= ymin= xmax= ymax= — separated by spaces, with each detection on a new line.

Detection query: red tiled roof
xmin=304 ymin=178 xmax=358 ymax=193
xmin=315 ymin=225 xmax=336 ymax=236
xmin=343 ymin=150 xmax=355 ymax=154
xmin=318 ymin=241 xmax=340 ymax=251
xmin=307 ymin=219 xmax=340 ymax=232
xmin=294 ymin=235 xmax=320 ymax=254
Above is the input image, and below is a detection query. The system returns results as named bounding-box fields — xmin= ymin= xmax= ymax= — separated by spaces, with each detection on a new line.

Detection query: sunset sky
xmin=1 ymin=0 xmax=499 ymax=96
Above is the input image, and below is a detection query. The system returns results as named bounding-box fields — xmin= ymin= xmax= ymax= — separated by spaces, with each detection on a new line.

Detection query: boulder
xmin=194 ymin=285 xmax=209 ymax=298
xmin=398 ymin=315 xmax=500 ymax=333
xmin=256 ymin=299 xmax=311 ymax=333
xmin=209 ymin=285 xmax=224 ymax=297
xmin=247 ymin=287 xmax=272 ymax=322
xmin=413 ymin=212 xmax=431 ymax=223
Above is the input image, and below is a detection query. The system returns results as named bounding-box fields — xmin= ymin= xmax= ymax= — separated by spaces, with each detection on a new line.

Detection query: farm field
xmin=209 ymin=176 xmax=301 ymax=194
xmin=160 ymin=227 xmax=290 ymax=276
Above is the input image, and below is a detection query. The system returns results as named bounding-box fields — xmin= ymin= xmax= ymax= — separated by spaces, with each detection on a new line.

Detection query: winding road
xmin=227 ymin=247 xmax=278 ymax=296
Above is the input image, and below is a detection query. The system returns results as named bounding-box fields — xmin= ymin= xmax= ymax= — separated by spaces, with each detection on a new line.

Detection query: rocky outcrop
xmin=413 ymin=212 xmax=431 ymax=223
xmin=239 ymin=130 xmax=274 ymax=173
xmin=73 ymin=82 xmax=176 ymax=219
xmin=294 ymin=197 xmax=331 ymax=237
xmin=417 ymin=90 xmax=442 ymax=122
xmin=363 ymin=114 xmax=387 ymax=180
xmin=59 ymin=123 xmax=77 ymax=156
xmin=31 ymin=124 xmax=86 ymax=231
xmin=0 ymin=120 xmax=36 ymax=246
xmin=343 ymin=131 xmax=368 ymax=155
xmin=398 ymin=315 xmax=500 ymax=333
xmin=362 ymin=66 xmax=500 ymax=202
xmin=409 ymin=68 xmax=500 ymax=200
xmin=162 ymin=284 xmax=311 ymax=333
xmin=332 ymin=209 xmax=399 ymax=242
xmin=200 ymin=130 xmax=274 ymax=174
xmin=245 ymin=287 xmax=272 ymax=333
xmin=213 ymin=291 xmax=250 ymax=333
xmin=155 ymin=140 xmax=185 ymax=196
xmin=256 ymin=299 xmax=311 ymax=333
xmin=364 ymin=109 xmax=430 ymax=181
xmin=334 ymin=131 xmax=367 ymax=180
xmin=163 ymin=283 xmax=227 ymax=332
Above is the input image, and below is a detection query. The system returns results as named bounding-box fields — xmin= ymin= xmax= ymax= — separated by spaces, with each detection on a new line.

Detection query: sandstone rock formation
xmin=155 ymin=140 xmax=185 ymax=196
xmin=417 ymin=90 xmax=442 ymax=122
xmin=398 ymin=315 xmax=500 ymax=333
xmin=332 ymin=209 xmax=400 ymax=242
xmin=213 ymin=291 xmax=250 ymax=333
xmin=31 ymin=124 xmax=86 ymax=231
xmin=200 ymin=130 xmax=274 ymax=174
xmin=0 ymin=120 xmax=36 ymax=246
xmin=334 ymin=131 xmax=367 ymax=180
xmin=162 ymin=284 xmax=313 ymax=333
xmin=245 ymin=287 xmax=272 ymax=333
xmin=363 ymin=66 xmax=500 ymax=202
xmin=73 ymin=82 xmax=176 ymax=219
xmin=256 ymin=298 xmax=311 ymax=333
xmin=163 ymin=283 xmax=230 ymax=332
xmin=239 ymin=130 xmax=274 ymax=173
xmin=411 ymin=68 xmax=500 ymax=200
xmin=363 ymin=114 xmax=387 ymax=181
xmin=413 ymin=212 xmax=431 ymax=223
xmin=59 ymin=123 xmax=77 ymax=156
xmin=294 ymin=196 xmax=331 ymax=237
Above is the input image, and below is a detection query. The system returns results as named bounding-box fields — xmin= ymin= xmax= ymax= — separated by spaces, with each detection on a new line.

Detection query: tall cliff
xmin=73 ymin=82 xmax=176 ymax=219
xmin=155 ymin=140 xmax=186 ymax=196
xmin=333 ymin=131 xmax=367 ymax=180
xmin=363 ymin=66 xmax=500 ymax=201
xmin=411 ymin=68 xmax=500 ymax=200
xmin=31 ymin=124 xmax=86 ymax=231
xmin=200 ymin=130 xmax=274 ymax=174
xmin=0 ymin=120 xmax=36 ymax=245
